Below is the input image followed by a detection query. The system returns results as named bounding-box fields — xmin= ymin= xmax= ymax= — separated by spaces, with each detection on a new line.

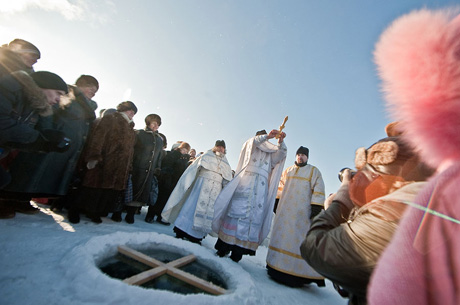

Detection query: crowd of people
xmin=1 ymin=6 xmax=460 ymax=304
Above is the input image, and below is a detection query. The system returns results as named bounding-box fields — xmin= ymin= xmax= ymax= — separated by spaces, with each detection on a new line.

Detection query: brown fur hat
xmin=178 ymin=141 xmax=191 ymax=152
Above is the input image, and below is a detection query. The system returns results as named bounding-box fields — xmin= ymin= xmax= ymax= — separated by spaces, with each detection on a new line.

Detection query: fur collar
xmin=11 ymin=70 xmax=52 ymax=117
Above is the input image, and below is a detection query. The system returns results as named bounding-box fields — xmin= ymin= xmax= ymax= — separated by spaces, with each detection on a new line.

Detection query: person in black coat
xmin=112 ymin=114 xmax=164 ymax=224
xmin=4 ymin=75 xmax=98 ymax=203
xmin=145 ymin=141 xmax=190 ymax=224
xmin=0 ymin=71 xmax=69 ymax=218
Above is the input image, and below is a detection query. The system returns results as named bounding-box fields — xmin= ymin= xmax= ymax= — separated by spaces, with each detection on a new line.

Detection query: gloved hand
xmin=35 ymin=129 xmax=71 ymax=153
xmin=7 ymin=129 xmax=71 ymax=153
xmin=153 ymin=167 xmax=161 ymax=177
xmin=87 ymin=160 xmax=98 ymax=169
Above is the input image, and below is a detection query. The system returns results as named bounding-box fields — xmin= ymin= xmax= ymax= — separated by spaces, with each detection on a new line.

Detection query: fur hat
xmin=75 ymin=75 xmax=99 ymax=90
xmin=8 ymin=39 xmax=40 ymax=58
xmin=30 ymin=71 xmax=68 ymax=94
xmin=116 ymin=101 xmax=137 ymax=114
xmin=178 ymin=141 xmax=191 ymax=152
xmin=374 ymin=8 xmax=460 ymax=168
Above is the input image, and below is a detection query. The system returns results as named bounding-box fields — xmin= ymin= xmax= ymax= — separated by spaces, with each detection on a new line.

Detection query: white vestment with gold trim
xmin=266 ymin=163 xmax=325 ymax=280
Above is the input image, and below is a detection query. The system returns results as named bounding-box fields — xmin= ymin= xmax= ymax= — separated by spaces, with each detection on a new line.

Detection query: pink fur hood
xmin=374 ymin=8 xmax=460 ymax=169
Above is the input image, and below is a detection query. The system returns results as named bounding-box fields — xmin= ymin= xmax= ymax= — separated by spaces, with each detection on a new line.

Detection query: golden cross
xmin=276 ymin=116 xmax=288 ymax=139
xmin=117 ymin=245 xmax=227 ymax=295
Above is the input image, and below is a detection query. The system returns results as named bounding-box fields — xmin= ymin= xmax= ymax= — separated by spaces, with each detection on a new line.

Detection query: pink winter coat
xmin=368 ymin=163 xmax=460 ymax=305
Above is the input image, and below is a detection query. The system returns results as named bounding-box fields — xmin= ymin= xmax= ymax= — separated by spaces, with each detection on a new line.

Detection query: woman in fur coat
xmin=68 ymin=101 xmax=137 ymax=224
xmin=368 ymin=8 xmax=460 ymax=305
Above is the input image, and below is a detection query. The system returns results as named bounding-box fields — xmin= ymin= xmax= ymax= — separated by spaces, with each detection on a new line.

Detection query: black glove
xmin=153 ymin=167 xmax=161 ymax=177
xmin=273 ymin=198 xmax=280 ymax=213
xmin=35 ymin=129 xmax=71 ymax=153
xmin=310 ymin=205 xmax=323 ymax=220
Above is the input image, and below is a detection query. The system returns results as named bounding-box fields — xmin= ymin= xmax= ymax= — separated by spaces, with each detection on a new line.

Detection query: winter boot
xmin=68 ymin=208 xmax=80 ymax=224
xmin=14 ymin=201 xmax=40 ymax=214
xmin=144 ymin=206 xmax=155 ymax=223
xmin=111 ymin=211 xmax=122 ymax=222
xmin=125 ymin=207 xmax=136 ymax=224
xmin=0 ymin=202 xmax=15 ymax=219
xmin=230 ymin=252 xmax=243 ymax=262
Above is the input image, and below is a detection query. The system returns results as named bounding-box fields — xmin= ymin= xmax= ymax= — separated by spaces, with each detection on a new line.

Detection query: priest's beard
xmin=295 ymin=161 xmax=307 ymax=167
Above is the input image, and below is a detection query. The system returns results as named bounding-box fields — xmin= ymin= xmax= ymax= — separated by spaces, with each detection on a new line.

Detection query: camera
xmin=338 ymin=167 xmax=356 ymax=182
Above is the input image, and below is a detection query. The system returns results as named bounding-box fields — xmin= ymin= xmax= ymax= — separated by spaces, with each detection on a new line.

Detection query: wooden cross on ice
xmin=117 ymin=245 xmax=227 ymax=295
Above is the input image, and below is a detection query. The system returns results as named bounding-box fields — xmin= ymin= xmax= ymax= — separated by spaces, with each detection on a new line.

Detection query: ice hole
xmin=99 ymin=247 xmax=228 ymax=295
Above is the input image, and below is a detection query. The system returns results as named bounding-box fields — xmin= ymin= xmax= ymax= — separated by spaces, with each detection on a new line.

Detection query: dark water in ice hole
xmin=99 ymin=248 xmax=228 ymax=295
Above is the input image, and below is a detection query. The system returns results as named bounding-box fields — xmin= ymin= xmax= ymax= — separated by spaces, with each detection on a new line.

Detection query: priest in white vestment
xmin=162 ymin=140 xmax=233 ymax=244
xmin=212 ymin=129 xmax=287 ymax=262
xmin=266 ymin=146 xmax=326 ymax=287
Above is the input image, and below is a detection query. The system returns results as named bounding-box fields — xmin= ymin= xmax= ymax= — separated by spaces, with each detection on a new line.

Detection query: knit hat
xmin=30 ymin=71 xmax=68 ymax=94
xmin=296 ymin=146 xmax=309 ymax=158
xmin=215 ymin=140 xmax=226 ymax=148
xmin=8 ymin=39 xmax=40 ymax=58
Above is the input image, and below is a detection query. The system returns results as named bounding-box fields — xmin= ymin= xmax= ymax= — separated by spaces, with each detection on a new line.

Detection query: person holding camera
xmin=0 ymin=70 xmax=69 ymax=218
xmin=266 ymin=146 xmax=326 ymax=288
xmin=300 ymin=132 xmax=433 ymax=305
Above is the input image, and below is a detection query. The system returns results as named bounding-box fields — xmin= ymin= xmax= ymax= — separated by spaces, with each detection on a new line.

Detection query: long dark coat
xmin=81 ymin=112 xmax=135 ymax=191
xmin=130 ymin=128 xmax=163 ymax=205
xmin=5 ymin=86 xmax=97 ymax=195
xmin=150 ymin=149 xmax=189 ymax=216
xmin=0 ymin=71 xmax=52 ymax=189
xmin=0 ymin=71 xmax=52 ymax=148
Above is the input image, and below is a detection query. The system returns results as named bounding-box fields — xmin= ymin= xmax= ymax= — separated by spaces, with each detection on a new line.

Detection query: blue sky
xmin=1 ymin=0 xmax=457 ymax=194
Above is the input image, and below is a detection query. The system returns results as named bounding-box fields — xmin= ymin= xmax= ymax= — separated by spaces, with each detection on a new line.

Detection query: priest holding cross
xmin=212 ymin=119 xmax=287 ymax=262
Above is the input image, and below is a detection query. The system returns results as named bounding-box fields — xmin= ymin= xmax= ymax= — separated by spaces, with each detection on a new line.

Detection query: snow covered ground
xmin=0 ymin=203 xmax=347 ymax=305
